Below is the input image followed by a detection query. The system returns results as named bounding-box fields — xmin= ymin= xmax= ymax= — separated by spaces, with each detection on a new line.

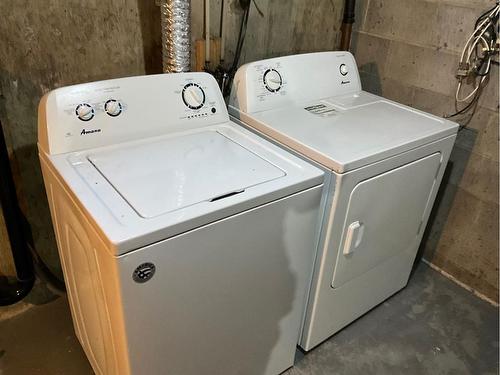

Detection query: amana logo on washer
xmin=132 ymin=262 xmax=156 ymax=283
xmin=80 ymin=128 xmax=101 ymax=135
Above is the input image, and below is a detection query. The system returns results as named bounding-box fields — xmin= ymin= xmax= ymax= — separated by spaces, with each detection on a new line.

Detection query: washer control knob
xmin=339 ymin=64 xmax=349 ymax=76
xmin=75 ymin=103 xmax=94 ymax=121
xmin=104 ymin=99 xmax=122 ymax=117
xmin=182 ymin=83 xmax=205 ymax=110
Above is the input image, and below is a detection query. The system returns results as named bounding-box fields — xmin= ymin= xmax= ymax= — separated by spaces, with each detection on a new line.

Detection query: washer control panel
xmin=175 ymin=80 xmax=219 ymax=120
xmin=74 ymin=99 xmax=123 ymax=122
xmin=39 ymin=73 xmax=228 ymax=154
xmin=229 ymin=51 xmax=361 ymax=114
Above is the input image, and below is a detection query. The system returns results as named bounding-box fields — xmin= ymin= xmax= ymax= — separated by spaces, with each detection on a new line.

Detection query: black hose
xmin=222 ymin=2 xmax=251 ymax=96
xmin=0 ymin=119 xmax=34 ymax=305
xmin=342 ymin=0 xmax=356 ymax=24
xmin=340 ymin=0 xmax=356 ymax=50
xmin=230 ymin=4 xmax=250 ymax=74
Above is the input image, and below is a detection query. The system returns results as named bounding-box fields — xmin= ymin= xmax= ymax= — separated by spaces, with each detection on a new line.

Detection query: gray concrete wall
xmin=0 ymin=0 xmax=343 ymax=278
xmin=192 ymin=0 xmax=343 ymax=67
xmin=352 ymin=0 xmax=499 ymax=302
xmin=0 ymin=0 xmax=161 ymax=278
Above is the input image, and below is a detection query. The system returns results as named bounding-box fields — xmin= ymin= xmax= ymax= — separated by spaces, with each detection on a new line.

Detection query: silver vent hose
xmin=161 ymin=0 xmax=191 ymax=73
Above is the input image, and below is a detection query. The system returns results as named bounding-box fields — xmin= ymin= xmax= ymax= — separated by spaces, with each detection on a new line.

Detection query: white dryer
xmin=38 ymin=72 xmax=325 ymax=374
xmin=228 ymin=51 xmax=459 ymax=351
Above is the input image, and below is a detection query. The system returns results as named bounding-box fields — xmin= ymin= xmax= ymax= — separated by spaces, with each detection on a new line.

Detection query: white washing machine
xmin=38 ymin=72 xmax=325 ymax=375
xmin=228 ymin=51 xmax=459 ymax=351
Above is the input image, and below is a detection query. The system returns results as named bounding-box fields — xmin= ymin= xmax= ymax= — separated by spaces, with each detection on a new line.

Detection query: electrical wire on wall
xmin=207 ymin=0 xmax=262 ymax=97
xmin=446 ymin=2 xmax=499 ymax=131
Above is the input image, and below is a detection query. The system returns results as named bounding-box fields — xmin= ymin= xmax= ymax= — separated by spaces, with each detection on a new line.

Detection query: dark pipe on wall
xmin=339 ymin=0 xmax=356 ymax=51
xmin=0 ymin=120 xmax=34 ymax=306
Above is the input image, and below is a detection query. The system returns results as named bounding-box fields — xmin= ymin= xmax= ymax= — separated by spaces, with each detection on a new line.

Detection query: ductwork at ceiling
xmin=161 ymin=0 xmax=191 ymax=73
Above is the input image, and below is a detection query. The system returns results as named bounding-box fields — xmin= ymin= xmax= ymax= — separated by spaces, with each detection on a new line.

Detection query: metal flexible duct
xmin=161 ymin=0 xmax=191 ymax=73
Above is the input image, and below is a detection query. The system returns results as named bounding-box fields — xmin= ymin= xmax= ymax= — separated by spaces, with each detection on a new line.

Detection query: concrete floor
xmin=0 ymin=262 xmax=498 ymax=375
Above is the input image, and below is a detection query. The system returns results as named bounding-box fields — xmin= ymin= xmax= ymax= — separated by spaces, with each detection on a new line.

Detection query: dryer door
xmin=331 ymin=152 xmax=442 ymax=288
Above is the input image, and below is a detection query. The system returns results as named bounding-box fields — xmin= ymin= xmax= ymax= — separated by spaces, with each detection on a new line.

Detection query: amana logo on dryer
xmin=80 ymin=128 xmax=102 ymax=135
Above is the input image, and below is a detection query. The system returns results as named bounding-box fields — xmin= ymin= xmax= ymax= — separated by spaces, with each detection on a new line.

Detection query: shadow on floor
xmin=289 ymin=262 xmax=499 ymax=375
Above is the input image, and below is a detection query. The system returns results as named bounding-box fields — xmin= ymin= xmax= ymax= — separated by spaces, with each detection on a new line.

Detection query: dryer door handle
xmin=343 ymin=221 xmax=364 ymax=256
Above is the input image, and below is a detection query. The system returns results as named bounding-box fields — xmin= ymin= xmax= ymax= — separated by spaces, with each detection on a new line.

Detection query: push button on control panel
xmin=75 ymin=103 xmax=94 ymax=121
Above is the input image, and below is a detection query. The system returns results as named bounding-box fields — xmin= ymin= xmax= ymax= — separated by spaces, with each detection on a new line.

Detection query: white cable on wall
xmin=452 ymin=3 xmax=499 ymax=114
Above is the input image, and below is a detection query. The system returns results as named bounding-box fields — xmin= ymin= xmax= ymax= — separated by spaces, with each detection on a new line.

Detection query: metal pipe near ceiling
xmin=339 ymin=0 xmax=356 ymax=51
xmin=161 ymin=0 xmax=191 ymax=73
xmin=0 ymin=120 xmax=34 ymax=306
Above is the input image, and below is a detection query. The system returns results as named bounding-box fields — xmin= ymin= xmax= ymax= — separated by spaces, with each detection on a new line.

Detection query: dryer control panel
xmin=229 ymin=51 xmax=361 ymax=114
xmin=39 ymin=73 xmax=228 ymax=155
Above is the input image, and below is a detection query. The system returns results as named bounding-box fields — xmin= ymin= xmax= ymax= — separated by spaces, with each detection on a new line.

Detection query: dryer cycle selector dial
xmin=339 ymin=63 xmax=348 ymax=76
xmin=263 ymin=69 xmax=282 ymax=92
xmin=75 ymin=103 xmax=94 ymax=121
xmin=182 ymin=83 xmax=205 ymax=110
xmin=104 ymin=99 xmax=123 ymax=117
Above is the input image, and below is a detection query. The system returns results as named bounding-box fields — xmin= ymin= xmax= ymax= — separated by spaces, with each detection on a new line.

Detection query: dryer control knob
xmin=263 ymin=69 xmax=282 ymax=92
xmin=75 ymin=103 xmax=94 ymax=121
xmin=104 ymin=99 xmax=122 ymax=117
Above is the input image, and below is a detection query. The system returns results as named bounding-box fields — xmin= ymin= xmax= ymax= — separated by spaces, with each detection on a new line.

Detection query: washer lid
xmin=88 ymin=130 xmax=285 ymax=218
